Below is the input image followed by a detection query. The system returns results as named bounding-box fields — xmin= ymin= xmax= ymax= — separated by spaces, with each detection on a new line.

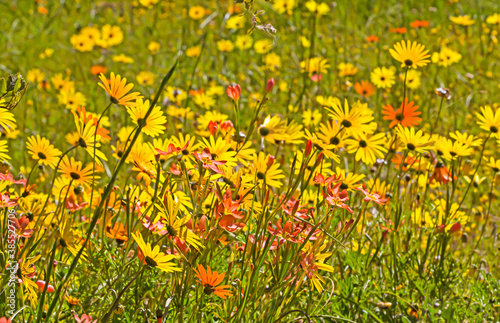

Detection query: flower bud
xmin=266 ymin=78 xmax=275 ymax=93
xmin=226 ymin=84 xmax=241 ymax=101
xmin=449 ymin=221 xmax=462 ymax=234
xmin=304 ymin=139 xmax=313 ymax=158
xmin=266 ymin=155 xmax=275 ymax=169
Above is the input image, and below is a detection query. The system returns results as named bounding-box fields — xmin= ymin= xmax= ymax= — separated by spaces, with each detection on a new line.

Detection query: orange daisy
xmin=410 ymin=20 xmax=430 ymax=28
xmin=194 ymin=264 xmax=233 ymax=299
xmin=391 ymin=154 xmax=420 ymax=171
xmin=354 ymin=80 xmax=376 ymax=97
xmin=98 ymin=72 xmax=142 ymax=107
xmin=382 ymin=98 xmax=422 ymax=128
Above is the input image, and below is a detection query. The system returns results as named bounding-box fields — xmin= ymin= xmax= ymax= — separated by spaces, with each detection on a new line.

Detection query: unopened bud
xmin=304 ymin=140 xmax=313 ymax=158
xmin=266 ymin=78 xmax=275 ymax=93
xmin=266 ymin=155 xmax=275 ymax=168
xmin=449 ymin=221 xmax=462 ymax=234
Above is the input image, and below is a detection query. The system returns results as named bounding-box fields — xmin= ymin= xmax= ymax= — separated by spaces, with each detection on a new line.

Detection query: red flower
xmin=226 ymin=84 xmax=241 ymax=101
xmin=356 ymin=183 xmax=389 ymax=205
xmin=0 ymin=192 xmax=17 ymax=208
xmin=268 ymin=220 xmax=303 ymax=244
xmin=12 ymin=216 xmax=34 ymax=238
xmin=74 ymin=313 xmax=97 ymax=323
xmin=429 ymin=162 xmax=455 ymax=184
xmin=193 ymin=148 xmax=226 ymax=174
xmin=314 ymin=173 xmax=339 ymax=186
xmin=0 ymin=172 xmax=26 ymax=185
xmin=65 ymin=195 xmax=88 ymax=212
xmin=156 ymin=141 xmax=189 ymax=156
xmin=36 ymin=280 xmax=54 ymax=293
xmin=323 ymin=183 xmax=353 ymax=213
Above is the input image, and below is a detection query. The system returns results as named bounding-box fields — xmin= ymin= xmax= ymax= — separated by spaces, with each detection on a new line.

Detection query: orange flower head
xmin=354 ymin=80 xmax=376 ymax=97
xmin=382 ymin=98 xmax=422 ymax=128
xmin=194 ymin=264 xmax=233 ymax=299
xmin=91 ymin=65 xmax=107 ymax=75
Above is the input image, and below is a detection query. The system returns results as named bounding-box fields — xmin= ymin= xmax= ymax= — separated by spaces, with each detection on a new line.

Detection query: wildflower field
xmin=1 ymin=0 xmax=500 ymax=322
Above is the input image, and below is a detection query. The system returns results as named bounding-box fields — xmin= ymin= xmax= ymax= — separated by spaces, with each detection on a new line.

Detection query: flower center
xmin=259 ymin=127 xmax=270 ymax=136
xmin=404 ymin=59 xmax=413 ymax=66
xmin=166 ymin=225 xmax=177 ymax=237
xmin=145 ymin=256 xmax=158 ymax=267
xmin=37 ymin=152 xmax=47 ymax=160
xmin=330 ymin=137 xmax=340 ymax=145
xmin=59 ymin=238 xmax=68 ymax=248
xmin=341 ymin=120 xmax=352 ymax=128
xmin=395 ymin=113 xmax=404 ymax=121
xmin=490 ymin=126 xmax=498 ymax=133
xmin=257 ymin=172 xmax=265 ymax=180
xmin=203 ymin=284 xmax=215 ymax=295
xmin=70 ymin=172 xmax=81 ymax=180
xmin=359 ymin=140 xmax=368 ymax=148
xmin=406 ymin=143 xmax=416 ymax=151
xmin=78 ymin=137 xmax=87 ymax=148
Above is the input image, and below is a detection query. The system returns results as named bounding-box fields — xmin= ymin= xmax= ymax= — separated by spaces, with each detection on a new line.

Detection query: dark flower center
xmin=259 ymin=127 xmax=270 ymax=136
xmin=166 ymin=225 xmax=177 ymax=237
xmin=330 ymin=137 xmax=340 ymax=145
xmin=203 ymin=284 xmax=215 ymax=295
xmin=78 ymin=137 xmax=87 ymax=148
xmin=406 ymin=143 xmax=416 ymax=151
xmin=257 ymin=172 xmax=265 ymax=180
xmin=490 ymin=126 xmax=498 ymax=133
xmin=359 ymin=140 xmax=368 ymax=148
xmin=340 ymin=183 xmax=348 ymax=190
xmin=59 ymin=238 xmax=68 ymax=248
xmin=70 ymin=172 xmax=81 ymax=180
xmin=404 ymin=59 xmax=413 ymax=66
xmin=395 ymin=113 xmax=404 ymax=121
xmin=145 ymin=256 xmax=158 ymax=267
xmin=38 ymin=152 xmax=47 ymax=159
xmin=182 ymin=149 xmax=189 ymax=155
xmin=341 ymin=120 xmax=352 ymax=128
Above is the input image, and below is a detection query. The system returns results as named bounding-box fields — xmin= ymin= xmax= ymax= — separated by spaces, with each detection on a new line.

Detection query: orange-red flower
xmin=90 ymin=65 xmax=107 ymax=75
xmin=194 ymin=264 xmax=233 ymax=299
xmin=391 ymin=154 xmax=420 ymax=171
xmin=382 ymin=98 xmax=422 ymax=128
xmin=356 ymin=183 xmax=389 ymax=205
xmin=366 ymin=35 xmax=379 ymax=42
xmin=322 ymin=182 xmax=353 ymax=213
xmin=354 ymin=80 xmax=376 ymax=97
xmin=410 ymin=20 xmax=430 ymax=28
xmin=226 ymin=84 xmax=241 ymax=101
xmin=389 ymin=27 xmax=407 ymax=34
xmin=193 ymin=148 xmax=226 ymax=174
xmin=429 ymin=161 xmax=455 ymax=184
